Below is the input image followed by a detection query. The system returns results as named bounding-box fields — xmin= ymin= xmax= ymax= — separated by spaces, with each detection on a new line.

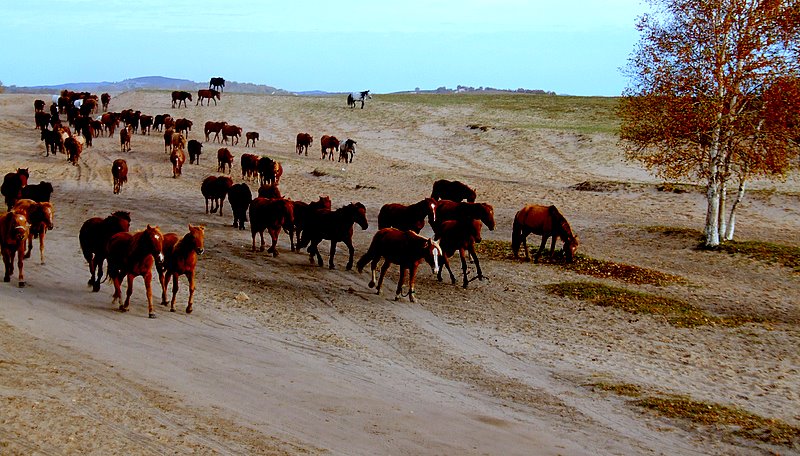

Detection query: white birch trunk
xmin=724 ymin=180 xmax=746 ymax=241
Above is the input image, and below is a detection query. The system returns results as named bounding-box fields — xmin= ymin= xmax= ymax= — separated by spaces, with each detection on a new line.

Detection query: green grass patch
xmin=545 ymin=282 xmax=767 ymax=328
xmin=717 ymin=240 xmax=800 ymax=272
xmin=476 ymin=239 xmax=683 ymax=286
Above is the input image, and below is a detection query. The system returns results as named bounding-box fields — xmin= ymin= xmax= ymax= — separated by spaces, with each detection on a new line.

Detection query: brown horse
xmin=297 ymin=202 xmax=368 ymax=270
xmin=0 ymin=211 xmax=29 ymax=287
xmin=12 ymin=199 xmax=55 ymax=265
xmin=170 ymin=148 xmax=186 ymax=178
xmin=217 ymin=148 xmax=234 ymax=173
xmin=436 ymin=219 xmax=485 ymax=289
xmin=80 ymin=211 xmax=131 ymax=292
xmin=158 ymin=225 xmax=205 ymax=314
xmin=171 ymin=91 xmax=192 ymax=108
xmin=196 ymin=89 xmax=220 ymax=106
xmin=106 ymin=225 xmax=165 ymax=318
xmin=2 ymin=168 xmax=30 ymax=210
xmin=112 ymin=159 xmax=128 ymax=194
xmin=120 ymin=125 xmax=132 ymax=152
xmin=296 ymin=133 xmax=312 ymax=155
xmin=201 ymin=176 xmax=233 ymax=216
xmin=290 ymin=196 xmax=331 ymax=252
xmin=320 ymin=135 xmax=339 ymax=160
xmin=378 ymin=198 xmax=437 ymax=233
xmin=512 ymin=204 xmax=579 ymax=263
xmin=249 ymin=197 xmax=295 ymax=256
xmin=432 ymin=201 xmax=495 ymax=235
xmin=356 ymin=228 xmax=442 ymax=302
xmin=431 ymin=179 xmax=477 ymax=203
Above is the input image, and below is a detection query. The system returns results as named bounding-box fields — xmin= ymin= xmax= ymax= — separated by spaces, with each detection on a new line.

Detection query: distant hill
xmin=4 ymin=76 xmax=292 ymax=95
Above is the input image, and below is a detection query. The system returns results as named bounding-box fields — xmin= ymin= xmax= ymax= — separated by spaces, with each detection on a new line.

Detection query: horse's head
xmin=213 ymin=90 xmax=221 ymax=100
xmin=362 ymin=90 xmax=372 ymax=99
xmin=424 ymin=237 xmax=442 ymax=274
xmin=316 ymin=195 xmax=331 ymax=210
xmin=424 ymin=197 xmax=437 ymax=223
xmin=351 ymin=202 xmax=368 ymax=230
xmin=465 ymin=187 xmax=477 ymax=203
xmin=39 ymin=203 xmax=55 ymax=230
xmin=563 ymin=232 xmax=579 ymax=263
xmin=187 ymin=224 xmax=205 ymax=254
xmin=144 ymin=225 xmax=165 ymax=265
xmin=480 ymin=203 xmax=495 ymax=231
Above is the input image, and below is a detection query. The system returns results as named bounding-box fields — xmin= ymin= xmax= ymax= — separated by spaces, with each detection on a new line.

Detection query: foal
xmin=159 ymin=225 xmax=205 ymax=314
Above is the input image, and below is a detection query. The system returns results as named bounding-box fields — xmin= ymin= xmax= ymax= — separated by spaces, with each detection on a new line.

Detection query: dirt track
xmin=0 ymin=92 xmax=798 ymax=455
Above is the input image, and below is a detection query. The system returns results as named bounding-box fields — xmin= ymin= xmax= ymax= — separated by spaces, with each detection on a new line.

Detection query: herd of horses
xmin=0 ymin=90 xmax=581 ymax=319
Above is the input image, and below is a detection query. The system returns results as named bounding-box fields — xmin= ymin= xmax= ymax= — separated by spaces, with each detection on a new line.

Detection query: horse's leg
xmin=395 ymin=266 xmax=406 ymax=301
xmin=376 ymin=261 xmax=391 ymax=295
xmin=267 ymin=228 xmax=279 ymax=257
xmin=185 ymin=270 xmax=195 ymax=314
xmin=459 ymin=249 xmax=469 ymax=289
xmin=39 ymin=231 xmax=45 ymax=265
xmin=160 ymin=268 xmax=170 ymax=306
xmin=205 ymin=197 xmax=209 ymax=214
xmin=521 ymin=230 xmax=531 ymax=261
xmin=344 ymin=239 xmax=355 ymax=271
xmin=170 ymin=272 xmax=180 ymax=313
xmin=88 ymin=255 xmax=96 ymax=287
xmin=368 ymin=259 xmax=380 ymax=288
xmin=2 ymin=249 xmax=11 ymax=282
xmin=24 ymin=234 xmax=32 ymax=259
xmin=93 ymin=256 xmax=104 ymax=292
xmin=144 ymin=272 xmax=156 ymax=318
xmin=534 ymin=235 xmax=549 ymax=263
xmin=219 ymin=198 xmax=225 ymax=217
xmin=549 ymin=235 xmax=557 ymax=259
xmin=328 ymin=241 xmax=338 ymax=269
xmin=259 ymin=230 xmax=265 ymax=252
xmin=408 ymin=263 xmax=420 ymax=302
xmin=312 ymin=241 xmax=323 ymax=267
xmin=122 ymin=274 xmax=134 ymax=311
xmin=469 ymin=245 xmax=483 ymax=280
xmin=112 ymin=276 xmax=122 ymax=308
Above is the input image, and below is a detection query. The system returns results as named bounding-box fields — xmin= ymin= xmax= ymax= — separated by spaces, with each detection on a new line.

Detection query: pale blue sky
xmin=0 ymin=0 xmax=645 ymax=95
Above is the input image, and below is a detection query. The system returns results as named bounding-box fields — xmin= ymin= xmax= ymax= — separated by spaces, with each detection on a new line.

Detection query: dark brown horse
xmin=378 ymin=198 xmax=437 ymax=233
xmin=158 ymin=225 xmax=205 ymax=314
xmin=171 ymin=91 xmax=192 ymax=108
xmin=2 ymin=168 xmax=30 ymax=210
xmin=217 ymin=148 xmax=233 ymax=173
xmin=430 ymin=179 xmax=477 ymax=203
xmin=201 ymin=176 xmax=233 ymax=216
xmin=356 ymin=228 xmax=442 ymax=302
xmin=106 ymin=225 xmax=165 ymax=318
xmin=436 ymin=219 xmax=485 ymax=289
xmin=290 ymin=196 xmax=331 ymax=252
xmin=12 ymin=199 xmax=55 ymax=265
xmin=512 ymin=204 xmax=579 ymax=263
xmin=228 ymin=183 xmax=252 ymax=230
xmin=80 ymin=211 xmax=131 ymax=292
xmin=0 ymin=211 xmax=29 ymax=287
xmin=249 ymin=197 xmax=295 ymax=256
xmin=432 ymin=201 xmax=495 ymax=235
xmin=296 ymin=132 xmax=312 ymax=155
xmin=297 ymin=202 xmax=368 ymax=270
xmin=320 ymin=135 xmax=339 ymax=160
xmin=112 ymin=159 xmax=128 ymax=194
xmin=196 ymin=89 xmax=220 ymax=106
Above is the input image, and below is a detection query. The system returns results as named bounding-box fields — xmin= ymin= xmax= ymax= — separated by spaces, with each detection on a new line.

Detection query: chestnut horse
xmin=356 ymin=228 xmax=442 ymax=302
xmin=0 ymin=211 xmax=29 ymax=287
xmin=436 ymin=219 xmax=485 ymax=289
xmin=171 ymin=91 xmax=192 ymax=108
xmin=106 ymin=225 xmax=165 ymax=318
xmin=80 ymin=211 xmax=131 ymax=292
xmin=12 ymin=199 xmax=55 ymax=265
xmin=377 ymin=198 xmax=437 ymax=233
xmin=512 ymin=204 xmax=579 ymax=263
xmin=171 ymin=148 xmax=186 ymax=178
xmin=297 ymin=202 xmax=368 ymax=270
xmin=430 ymin=179 xmax=477 ymax=203
xmin=196 ymin=89 xmax=220 ymax=106
xmin=112 ymin=159 xmax=128 ymax=194
xmin=249 ymin=197 xmax=295 ymax=256
xmin=431 ymin=201 xmax=495 ymax=235
xmin=158 ymin=225 xmax=205 ymax=314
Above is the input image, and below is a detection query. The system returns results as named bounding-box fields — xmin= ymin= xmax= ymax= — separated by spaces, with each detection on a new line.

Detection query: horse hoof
xmin=186 ymin=307 xmax=193 ymax=314
xmin=18 ymin=282 xmax=25 ymax=288
xmin=119 ymin=306 xmax=128 ymax=312
xmin=160 ymin=301 xmax=168 ymax=307
xmin=88 ymin=279 xmax=95 ymax=286
xmin=92 ymin=284 xmax=101 ymax=292
xmin=4 ymin=276 xmax=10 ymax=283
xmin=368 ymin=281 xmax=375 ymax=288
xmin=24 ymin=253 xmax=31 ymax=259
xmin=148 ymin=313 xmax=157 ymax=319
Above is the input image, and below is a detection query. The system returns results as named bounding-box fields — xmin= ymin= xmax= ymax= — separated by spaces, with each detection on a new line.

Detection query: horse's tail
xmin=511 ymin=213 xmax=522 ymax=256
xmin=356 ymin=240 xmax=376 ymax=273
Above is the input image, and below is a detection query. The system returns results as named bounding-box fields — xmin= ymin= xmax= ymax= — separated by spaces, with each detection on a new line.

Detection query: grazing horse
xmin=171 ymin=91 xmax=192 ymax=108
xmin=378 ymin=198 xmax=437 ymax=233
xmin=347 ymin=90 xmax=371 ymax=109
xmin=290 ymin=196 xmax=331 ymax=252
xmin=431 ymin=201 xmax=495 ymax=235
xmin=196 ymin=89 xmax=220 ymax=106
xmin=12 ymin=199 xmax=55 ymax=265
xmin=170 ymin=148 xmax=186 ymax=178
xmin=436 ymin=219 xmax=485 ymax=289
xmin=356 ymin=228 xmax=442 ymax=302
xmin=0 ymin=211 xmax=29 ymax=287
xmin=209 ymin=77 xmax=225 ymax=92
xmin=112 ymin=159 xmax=128 ymax=194
xmin=320 ymin=135 xmax=339 ymax=160
xmin=296 ymin=133 xmax=312 ymax=155
xmin=228 ymin=183 xmax=252 ymax=230
xmin=431 ymin=179 xmax=477 ymax=203
xmin=297 ymin=202 xmax=368 ymax=270
xmin=2 ymin=168 xmax=30 ymax=210
xmin=158 ymin=225 xmax=205 ymax=314
xmin=249 ymin=197 xmax=294 ymax=256
xmin=338 ymin=139 xmax=356 ymax=163
xmin=201 ymin=176 xmax=233 ymax=216
xmin=512 ymin=204 xmax=579 ymax=263
xmin=217 ymin=148 xmax=234 ymax=173
xmin=106 ymin=225 xmax=165 ymax=318
xmin=80 ymin=211 xmax=131 ymax=292
xmin=245 ymin=131 xmax=259 ymax=147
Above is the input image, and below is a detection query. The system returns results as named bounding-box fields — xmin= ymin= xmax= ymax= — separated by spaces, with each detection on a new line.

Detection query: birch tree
xmin=619 ymin=0 xmax=800 ymax=246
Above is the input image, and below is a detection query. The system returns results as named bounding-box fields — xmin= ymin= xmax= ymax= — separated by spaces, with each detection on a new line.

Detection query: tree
xmin=619 ymin=0 xmax=800 ymax=246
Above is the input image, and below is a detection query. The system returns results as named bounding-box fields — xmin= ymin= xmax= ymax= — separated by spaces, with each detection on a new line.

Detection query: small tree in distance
xmin=619 ymin=0 xmax=800 ymax=246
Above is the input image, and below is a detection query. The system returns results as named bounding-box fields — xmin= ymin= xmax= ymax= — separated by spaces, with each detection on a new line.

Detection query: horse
xmin=377 ymin=198 xmax=437 ymax=233
xmin=12 ymin=199 xmax=55 ymax=265
xmin=201 ymin=176 xmax=233 ymax=216
xmin=297 ymin=202 xmax=368 ymax=270
xmin=431 ymin=201 xmax=495 ymax=235
xmin=320 ymin=135 xmax=339 ymax=160
xmin=196 ymin=89 xmax=220 ymax=106
xmin=112 ymin=159 xmax=128 ymax=194
xmin=65 ymin=136 xmax=84 ymax=165
xmin=204 ymin=121 xmax=227 ymax=142
xmin=2 ymin=168 xmax=30 ymax=210
xmin=431 ymin=179 xmax=477 ymax=203
xmin=188 ymin=139 xmax=202 ymax=164
xmin=240 ymin=153 xmax=259 ymax=181
xmin=170 ymin=148 xmax=186 ymax=178
xmin=101 ymin=93 xmax=111 ymax=111
xmin=435 ymin=219 xmax=485 ymax=289
xmin=20 ymin=181 xmax=54 ymax=202
xmin=257 ymin=183 xmax=282 ymax=199
xmin=106 ymin=225 xmax=165 ymax=318
xmin=296 ymin=133 xmax=312 ymax=155
xmin=512 ymin=204 xmax=579 ymax=263
xmin=245 ymin=131 xmax=259 ymax=147
xmin=257 ymin=156 xmax=282 ymax=186
xmin=338 ymin=139 xmax=356 ymax=163
xmin=347 ymin=90 xmax=371 ymax=109
xmin=80 ymin=211 xmax=131 ymax=292
xmin=158 ymin=225 xmax=205 ymax=314
xmin=119 ymin=125 xmax=132 ymax=152
xmin=217 ymin=148 xmax=234 ymax=173
xmin=209 ymin=77 xmax=225 ymax=92
xmin=249 ymin=197 xmax=294 ymax=256
xmin=356 ymin=228 xmax=442 ymax=302
xmin=290 ymin=196 xmax=331 ymax=252
xmin=228 ymin=183 xmax=252 ymax=230
xmin=171 ymin=91 xmax=192 ymax=108
xmin=0 ymin=211 xmax=30 ymax=287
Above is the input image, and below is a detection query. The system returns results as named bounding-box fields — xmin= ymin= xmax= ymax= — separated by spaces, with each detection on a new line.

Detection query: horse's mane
xmin=547 ymin=205 xmax=575 ymax=241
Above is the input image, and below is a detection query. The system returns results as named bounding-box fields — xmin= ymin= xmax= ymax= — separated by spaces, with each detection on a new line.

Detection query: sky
xmin=0 ymin=0 xmax=647 ymax=96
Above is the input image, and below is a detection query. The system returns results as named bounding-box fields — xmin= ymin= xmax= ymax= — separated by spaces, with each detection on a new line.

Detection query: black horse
xmin=209 ymin=77 xmax=225 ymax=93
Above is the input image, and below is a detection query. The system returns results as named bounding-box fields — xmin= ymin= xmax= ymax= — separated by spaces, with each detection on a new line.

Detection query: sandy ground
xmin=0 ymin=91 xmax=798 ymax=455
